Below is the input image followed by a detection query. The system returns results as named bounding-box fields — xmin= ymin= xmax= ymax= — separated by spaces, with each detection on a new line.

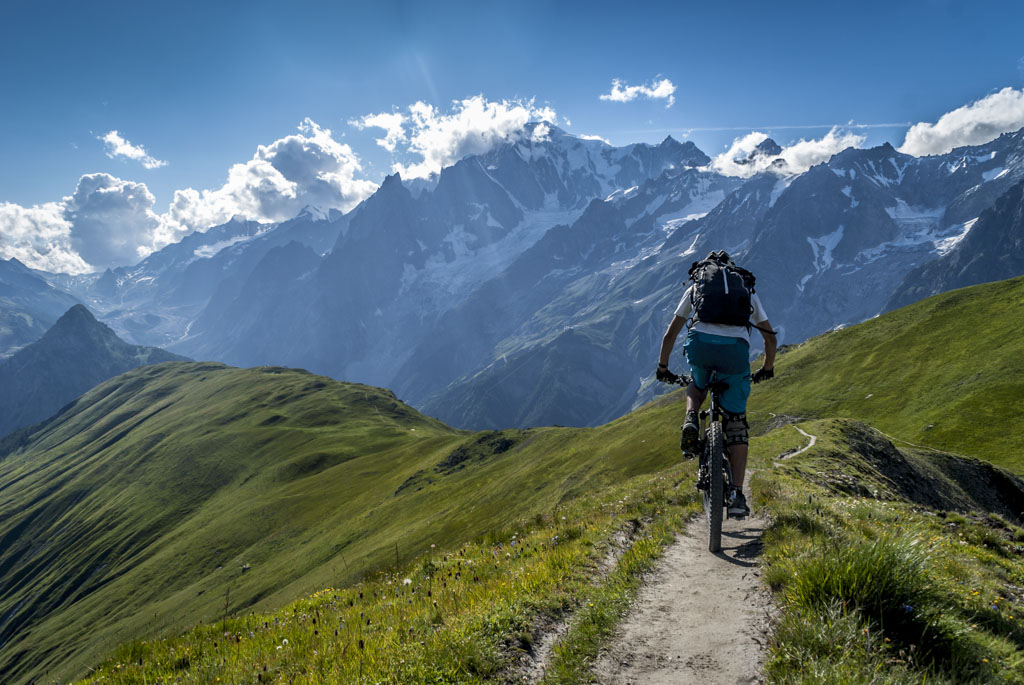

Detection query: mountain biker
xmin=655 ymin=251 xmax=777 ymax=518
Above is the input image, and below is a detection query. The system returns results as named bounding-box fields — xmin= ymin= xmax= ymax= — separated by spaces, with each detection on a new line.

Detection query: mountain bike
xmin=664 ymin=371 xmax=741 ymax=553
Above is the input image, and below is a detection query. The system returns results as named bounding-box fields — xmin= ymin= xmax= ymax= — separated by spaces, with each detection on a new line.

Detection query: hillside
xmin=0 ymin=304 xmax=187 ymax=439
xmin=73 ymin=421 xmax=1024 ymax=684
xmin=0 ymin=257 xmax=81 ymax=357
xmin=747 ymin=275 xmax=1024 ymax=472
xmin=0 ymin=361 xmax=690 ymax=684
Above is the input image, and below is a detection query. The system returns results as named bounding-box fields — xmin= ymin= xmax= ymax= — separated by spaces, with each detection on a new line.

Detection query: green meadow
xmin=1 ymin=277 xmax=1022 ymax=683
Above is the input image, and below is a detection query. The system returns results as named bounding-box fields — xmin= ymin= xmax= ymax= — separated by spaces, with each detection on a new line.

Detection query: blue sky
xmin=2 ymin=0 xmax=1024 ymax=271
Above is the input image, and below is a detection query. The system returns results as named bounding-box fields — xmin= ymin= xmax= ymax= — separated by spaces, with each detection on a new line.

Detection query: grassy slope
xmin=750 ymin=419 xmax=1024 ymax=682
xmin=747 ymin=275 xmax=1024 ymax=472
xmin=0 ymin=362 xmax=693 ymax=684
xmin=79 ymin=418 xmax=1024 ymax=684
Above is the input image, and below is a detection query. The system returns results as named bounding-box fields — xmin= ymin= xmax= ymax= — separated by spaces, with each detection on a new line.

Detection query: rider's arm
xmin=659 ymin=316 xmax=686 ymax=367
xmin=758 ymin=319 xmax=777 ymax=370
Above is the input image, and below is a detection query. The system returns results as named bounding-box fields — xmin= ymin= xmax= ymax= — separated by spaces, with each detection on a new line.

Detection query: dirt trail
xmin=593 ymin=511 xmax=772 ymax=684
xmin=594 ymin=426 xmax=817 ymax=684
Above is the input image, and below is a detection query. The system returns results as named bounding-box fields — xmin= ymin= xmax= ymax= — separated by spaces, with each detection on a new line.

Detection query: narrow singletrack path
xmin=593 ymin=512 xmax=771 ymax=684
xmin=593 ymin=426 xmax=818 ymax=684
xmin=785 ymin=425 xmax=817 ymax=459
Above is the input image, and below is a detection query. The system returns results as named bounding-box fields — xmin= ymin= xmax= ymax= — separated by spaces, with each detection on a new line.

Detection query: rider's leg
xmin=685 ymin=382 xmax=707 ymax=412
xmin=726 ymin=442 xmax=748 ymax=487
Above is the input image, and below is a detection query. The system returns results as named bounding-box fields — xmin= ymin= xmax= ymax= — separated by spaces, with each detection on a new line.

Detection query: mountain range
xmin=0 ymin=257 xmax=81 ymax=357
xmin=0 ymin=304 xmax=187 ymax=439
xmin=17 ymin=125 xmax=1024 ymax=431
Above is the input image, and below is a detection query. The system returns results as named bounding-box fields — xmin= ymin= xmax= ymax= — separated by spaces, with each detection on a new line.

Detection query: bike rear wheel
xmin=705 ymin=422 xmax=724 ymax=552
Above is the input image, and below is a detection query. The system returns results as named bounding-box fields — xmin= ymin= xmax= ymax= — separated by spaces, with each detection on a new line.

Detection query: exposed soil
xmin=591 ymin=427 xmax=818 ymax=685
xmin=592 ymin=512 xmax=773 ymax=684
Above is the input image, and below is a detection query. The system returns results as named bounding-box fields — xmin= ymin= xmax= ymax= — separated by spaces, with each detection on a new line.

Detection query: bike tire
xmin=705 ymin=422 xmax=724 ymax=552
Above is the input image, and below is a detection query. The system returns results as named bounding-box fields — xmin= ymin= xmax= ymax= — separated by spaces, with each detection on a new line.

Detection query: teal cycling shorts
xmin=682 ymin=330 xmax=751 ymax=415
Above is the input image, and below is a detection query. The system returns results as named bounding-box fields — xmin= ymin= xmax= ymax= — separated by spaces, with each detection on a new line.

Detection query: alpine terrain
xmin=29 ymin=125 xmax=1024 ymax=432
xmin=0 ymin=276 xmax=1022 ymax=683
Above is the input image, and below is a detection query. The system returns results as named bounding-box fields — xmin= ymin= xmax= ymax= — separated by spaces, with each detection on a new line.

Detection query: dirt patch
xmin=592 ymin=513 xmax=774 ymax=684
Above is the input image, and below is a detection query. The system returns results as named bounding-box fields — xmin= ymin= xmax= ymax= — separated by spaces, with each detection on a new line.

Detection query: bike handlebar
xmin=660 ymin=373 xmax=692 ymax=387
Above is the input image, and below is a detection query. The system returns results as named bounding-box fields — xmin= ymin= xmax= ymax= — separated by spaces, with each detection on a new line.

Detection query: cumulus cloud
xmin=0 ymin=201 xmax=89 ymax=273
xmin=165 ymin=118 xmax=377 ymax=233
xmin=2 ymin=119 xmax=379 ymax=272
xmin=353 ymin=95 xmax=558 ymax=179
xmin=0 ymin=173 xmax=165 ymax=273
xmin=898 ymin=87 xmax=1024 ymax=156
xmin=710 ymin=128 xmax=865 ymax=178
xmin=599 ymin=77 xmax=676 ymax=108
xmin=64 ymin=173 xmax=165 ymax=267
xmin=579 ymin=133 xmax=611 ymax=145
xmin=99 ymin=130 xmax=168 ymax=169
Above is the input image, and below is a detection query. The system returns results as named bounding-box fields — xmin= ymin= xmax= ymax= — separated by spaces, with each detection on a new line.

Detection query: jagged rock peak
xmin=380 ymin=171 xmax=404 ymax=187
xmin=754 ymin=138 xmax=783 ymax=157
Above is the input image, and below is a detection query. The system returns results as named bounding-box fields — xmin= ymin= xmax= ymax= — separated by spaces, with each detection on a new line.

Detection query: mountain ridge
xmin=0 ymin=304 xmax=188 ymax=439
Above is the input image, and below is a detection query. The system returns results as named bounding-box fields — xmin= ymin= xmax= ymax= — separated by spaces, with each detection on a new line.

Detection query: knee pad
xmin=722 ymin=411 xmax=749 ymax=447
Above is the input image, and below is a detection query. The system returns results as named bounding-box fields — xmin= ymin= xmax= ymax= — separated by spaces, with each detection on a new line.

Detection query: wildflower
xmin=403 ymin=578 xmax=412 ymax=586
xmin=282 ymin=638 xmax=289 ymax=646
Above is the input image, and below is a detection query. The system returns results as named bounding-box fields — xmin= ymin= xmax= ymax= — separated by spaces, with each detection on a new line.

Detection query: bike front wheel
xmin=705 ymin=422 xmax=724 ymax=552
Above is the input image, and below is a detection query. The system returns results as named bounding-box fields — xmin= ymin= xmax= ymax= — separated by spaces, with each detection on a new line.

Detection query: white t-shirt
xmin=673 ymin=284 xmax=769 ymax=344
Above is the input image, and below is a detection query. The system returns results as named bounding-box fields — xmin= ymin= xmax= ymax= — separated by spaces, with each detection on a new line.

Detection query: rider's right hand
xmin=656 ymin=365 xmax=679 ymax=383
xmin=751 ymin=366 xmax=774 ymax=384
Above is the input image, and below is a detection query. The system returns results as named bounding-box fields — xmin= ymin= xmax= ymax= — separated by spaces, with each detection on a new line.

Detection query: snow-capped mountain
xmin=405 ymin=129 xmax=1024 ymax=429
xmin=0 ymin=258 xmax=82 ymax=357
xmin=49 ymin=209 xmax=347 ymax=348
xmin=34 ymin=125 xmax=1024 ymax=431
xmin=171 ymin=127 xmax=718 ymax=386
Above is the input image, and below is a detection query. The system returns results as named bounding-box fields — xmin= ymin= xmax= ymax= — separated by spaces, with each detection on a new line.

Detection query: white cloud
xmin=0 ymin=201 xmax=89 ymax=274
xmin=599 ymin=77 xmax=676 ymax=108
xmin=710 ymin=128 xmax=865 ymax=178
xmin=99 ymin=130 xmax=168 ymax=169
xmin=64 ymin=173 xmax=164 ymax=268
xmin=165 ymin=118 xmax=377 ymax=233
xmin=353 ymin=95 xmax=558 ymax=179
xmin=350 ymin=111 xmax=407 ymax=152
xmin=0 ymin=173 xmax=165 ymax=273
xmin=579 ymin=133 xmax=611 ymax=145
xmin=898 ymin=87 xmax=1024 ymax=156
xmin=2 ymin=119 xmax=379 ymax=273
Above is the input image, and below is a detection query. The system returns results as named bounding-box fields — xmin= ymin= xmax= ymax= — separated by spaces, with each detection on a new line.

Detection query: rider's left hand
xmin=751 ymin=366 xmax=774 ymax=384
xmin=656 ymin=364 xmax=679 ymax=383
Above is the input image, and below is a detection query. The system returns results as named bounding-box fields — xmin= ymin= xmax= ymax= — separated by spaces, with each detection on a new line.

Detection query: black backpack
xmin=687 ymin=251 xmax=756 ymax=328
